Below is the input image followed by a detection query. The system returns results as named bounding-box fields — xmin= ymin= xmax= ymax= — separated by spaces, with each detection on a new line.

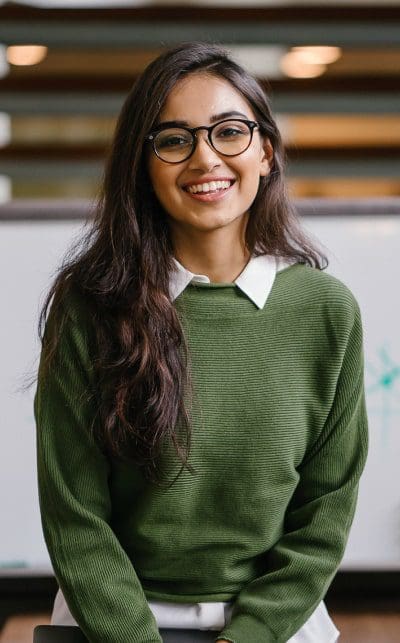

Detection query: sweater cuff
xmin=218 ymin=613 xmax=278 ymax=643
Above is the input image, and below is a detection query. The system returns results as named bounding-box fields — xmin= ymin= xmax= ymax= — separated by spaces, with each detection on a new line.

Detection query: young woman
xmin=34 ymin=42 xmax=368 ymax=643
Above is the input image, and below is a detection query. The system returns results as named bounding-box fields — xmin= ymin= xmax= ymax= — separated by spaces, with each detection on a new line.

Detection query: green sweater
xmin=34 ymin=262 xmax=369 ymax=643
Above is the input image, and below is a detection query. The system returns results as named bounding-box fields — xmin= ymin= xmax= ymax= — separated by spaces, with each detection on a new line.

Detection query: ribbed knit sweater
xmin=34 ymin=262 xmax=369 ymax=643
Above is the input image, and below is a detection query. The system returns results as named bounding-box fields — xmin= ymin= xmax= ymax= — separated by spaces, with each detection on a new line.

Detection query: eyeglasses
xmin=145 ymin=118 xmax=259 ymax=164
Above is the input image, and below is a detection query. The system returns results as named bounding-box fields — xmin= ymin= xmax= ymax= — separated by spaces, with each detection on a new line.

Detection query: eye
xmin=214 ymin=122 xmax=248 ymax=140
xmin=156 ymin=131 xmax=192 ymax=150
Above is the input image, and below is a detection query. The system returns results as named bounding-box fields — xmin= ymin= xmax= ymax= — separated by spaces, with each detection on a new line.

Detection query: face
xmin=147 ymin=73 xmax=273 ymax=238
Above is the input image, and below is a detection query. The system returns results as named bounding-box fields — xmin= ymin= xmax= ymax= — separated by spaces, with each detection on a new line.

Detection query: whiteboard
xmin=302 ymin=215 xmax=400 ymax=571
xmin=1 ymin=214 xmax=399 ymax=574
xmin=0 ymin=220 xmax=86 ymax=573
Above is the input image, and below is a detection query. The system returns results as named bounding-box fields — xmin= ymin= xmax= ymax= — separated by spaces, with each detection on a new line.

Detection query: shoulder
xmin=277 ymin=262 xmax=361 ymax=327
xmin=61 ymin=283 xmax=91 ymax=327
xmin=45 ymin=281 xmax=95 ymax=350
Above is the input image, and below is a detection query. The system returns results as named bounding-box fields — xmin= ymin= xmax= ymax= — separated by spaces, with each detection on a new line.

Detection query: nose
xmin=186 ymin=131 xmax=221 ymax=172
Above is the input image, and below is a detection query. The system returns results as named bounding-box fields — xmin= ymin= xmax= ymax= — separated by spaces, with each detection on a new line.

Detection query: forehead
xmin=158 ymin=72 xmax=255 ymax=124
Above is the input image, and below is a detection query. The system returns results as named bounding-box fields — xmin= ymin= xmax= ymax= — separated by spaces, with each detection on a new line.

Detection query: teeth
xmin=187 ymin=180 xmax=232 ymax=194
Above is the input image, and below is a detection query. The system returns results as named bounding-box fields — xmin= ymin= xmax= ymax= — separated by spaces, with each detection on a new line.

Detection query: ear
xmin=259 ymin=138 xmax=274 ymax=177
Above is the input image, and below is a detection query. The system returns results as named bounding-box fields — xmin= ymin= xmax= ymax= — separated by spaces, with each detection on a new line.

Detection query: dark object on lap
xmin=33 ymin=625 xmax=218 ymax=642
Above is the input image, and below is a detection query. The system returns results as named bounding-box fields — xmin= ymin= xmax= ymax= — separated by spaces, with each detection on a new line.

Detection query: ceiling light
xmin=280 ymin=52 xmax=327 ymax=79
xmin=291 ymin=46 xmax=342 ymax=65
xmin=7 ymin=45 xmax=48 ymax=66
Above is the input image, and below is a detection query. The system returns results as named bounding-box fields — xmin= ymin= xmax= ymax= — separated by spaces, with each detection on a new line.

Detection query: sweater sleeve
xmin=217 ymin=300 xmax=369 ymax=643
xmin=34 ymin=294 xmax=162 ymax=643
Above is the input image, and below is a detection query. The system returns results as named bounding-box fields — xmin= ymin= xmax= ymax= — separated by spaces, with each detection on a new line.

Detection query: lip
xmin=183 ymin=181 xmax=235 ymax=203
xmin=181 ymin=177 xmax=236 ymax=190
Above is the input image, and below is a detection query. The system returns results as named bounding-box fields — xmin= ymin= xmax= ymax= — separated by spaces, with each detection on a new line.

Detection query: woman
xmin=34 ymin=42 xmax=368 ymax=643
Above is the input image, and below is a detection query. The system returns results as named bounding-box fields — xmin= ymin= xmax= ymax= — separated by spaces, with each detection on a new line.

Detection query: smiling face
xmin=147 ymin=72 xmax=273 ymax=240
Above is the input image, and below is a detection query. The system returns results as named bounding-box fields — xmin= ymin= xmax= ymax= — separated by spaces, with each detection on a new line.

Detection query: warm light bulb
xmin=291 ymin=46 xmax=342 ymax=65
xmin=7 ymin=45 xmax=48 ymax=66
xmin=280 ymin=52 xmax=327 ymax=79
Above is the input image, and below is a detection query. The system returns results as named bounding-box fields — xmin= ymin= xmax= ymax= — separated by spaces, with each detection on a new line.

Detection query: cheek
xmin=238 ymin=161 xmax=263 ymax=204
xmin=148 ymin=166 xmax=168 ymax=201
xmin=149 ymin=160 xmax=177 ymax=193
xmin=238 ymin=158 xmax=263 ymax=191
xmin=237 ymin=147 xmax=264 ymax=183
xmin=148 ymin=164 xmax=183 ymax=215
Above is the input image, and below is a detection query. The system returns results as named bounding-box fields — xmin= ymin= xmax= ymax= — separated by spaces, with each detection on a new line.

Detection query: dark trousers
xmin=33 ymin=625 xmax=218 ymax=642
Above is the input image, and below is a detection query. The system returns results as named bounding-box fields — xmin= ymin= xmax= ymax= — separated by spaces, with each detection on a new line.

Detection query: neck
xmin=174 ymin=243 xmax=251 ymax=284
xmin=171 ymin=215 xmax=251 ymax=283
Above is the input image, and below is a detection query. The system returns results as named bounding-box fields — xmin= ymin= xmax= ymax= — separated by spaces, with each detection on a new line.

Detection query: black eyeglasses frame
xmin=145 ymin=118 xmax=260 ymax=164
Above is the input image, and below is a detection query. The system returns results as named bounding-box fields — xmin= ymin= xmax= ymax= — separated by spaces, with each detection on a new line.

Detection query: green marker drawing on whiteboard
xmin=366 ymin=345 xmax=400 ymax=448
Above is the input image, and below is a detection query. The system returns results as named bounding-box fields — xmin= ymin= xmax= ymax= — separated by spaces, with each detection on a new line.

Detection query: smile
xmin=186 ymin=180 xmax=233 ymax=194
xmin=182 ymin=179 xmax=235 ymax=203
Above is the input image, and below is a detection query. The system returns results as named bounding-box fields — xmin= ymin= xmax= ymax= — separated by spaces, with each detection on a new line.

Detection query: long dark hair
xmin=35 ymin=42 xmax=328 ymax=484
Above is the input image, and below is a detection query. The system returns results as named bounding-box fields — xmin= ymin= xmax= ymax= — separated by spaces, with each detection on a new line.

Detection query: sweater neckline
xmin=175 ymin=263 xmax=301 ymax=319
xmin=189 ymin=281 xmax=237 ymax=288
xmin=187 ymin=262 xmax=297 ymax=289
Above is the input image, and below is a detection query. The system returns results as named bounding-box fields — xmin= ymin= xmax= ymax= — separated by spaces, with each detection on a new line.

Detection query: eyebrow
xmin=156 ymin=111 xmax=250 ymax=129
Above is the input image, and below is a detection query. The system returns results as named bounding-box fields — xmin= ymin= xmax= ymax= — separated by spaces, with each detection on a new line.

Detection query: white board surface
xmin=1 ymin=214 xmax=399 ymax=574
xmin=303 ymin=215 xmax=400 ymax=571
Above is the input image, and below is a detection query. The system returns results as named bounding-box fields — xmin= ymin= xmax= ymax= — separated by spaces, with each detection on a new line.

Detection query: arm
xmin=35 ymin=293 xmax=162 ymax=643
xmin=217 ymin=301 xmax=369 ymax=643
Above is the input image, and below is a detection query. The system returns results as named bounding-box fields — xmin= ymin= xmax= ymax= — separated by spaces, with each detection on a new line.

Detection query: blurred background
xmin=0 ymin=1 xmax=400 ymax=642
xmin=0 ymin=0 xmax=399 ymax=202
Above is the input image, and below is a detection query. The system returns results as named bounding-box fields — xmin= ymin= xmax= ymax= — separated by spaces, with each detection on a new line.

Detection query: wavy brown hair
xmin=35 ymin=42 xmax=328 ymax=484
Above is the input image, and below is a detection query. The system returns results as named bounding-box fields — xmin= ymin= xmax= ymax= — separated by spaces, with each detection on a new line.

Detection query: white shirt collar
xmin=170 ymin=254 xmax=296 ymax=310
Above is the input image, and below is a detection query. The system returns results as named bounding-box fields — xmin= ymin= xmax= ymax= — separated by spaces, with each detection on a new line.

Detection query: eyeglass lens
xmin=153 ymin=120 xmax=253 ymax=162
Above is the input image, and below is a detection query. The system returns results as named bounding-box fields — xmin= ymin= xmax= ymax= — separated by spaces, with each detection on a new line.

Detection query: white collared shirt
xmin=169 ymin=253 xmax=296 ymax=309
xmin=51 ymin=253 xmax=339 ymax=642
